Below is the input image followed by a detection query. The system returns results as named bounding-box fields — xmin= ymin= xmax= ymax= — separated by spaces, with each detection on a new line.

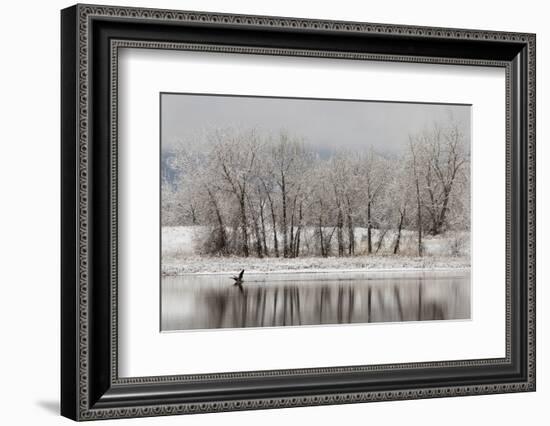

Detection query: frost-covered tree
xmin=385 ymin=156 xmax=412 ymax=254
xmin=270 ymin=131 xmax=309 ymax=257
xmin=163 ymin=118 xmax=470 ymax=259
xmin=360 ymin=149 xmax=388 ymax=254
xmin=209 ymin=128 xmax=263 ymax=257
xmin=420 ymin=123 xmax=468 ymax=235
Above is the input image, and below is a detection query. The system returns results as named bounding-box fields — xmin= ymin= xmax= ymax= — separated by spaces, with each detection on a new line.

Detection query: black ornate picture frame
xmin=61 ymin=4 xmax=536 ymax=421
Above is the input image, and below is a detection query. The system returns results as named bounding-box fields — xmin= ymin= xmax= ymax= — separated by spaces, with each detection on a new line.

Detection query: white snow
xmin=161 ymin=225 xmax=205 ymax=257
xmin=161 ymin=226 xmax=470 ymax=275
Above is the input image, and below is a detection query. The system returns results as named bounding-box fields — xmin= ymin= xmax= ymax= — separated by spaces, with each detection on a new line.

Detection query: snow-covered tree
xmin=163 ymin=118 xmax=470 ymax=259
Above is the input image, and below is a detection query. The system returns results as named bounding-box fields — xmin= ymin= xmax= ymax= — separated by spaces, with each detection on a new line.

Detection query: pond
xmin=161 ymin=270 xmax=470 ymax=331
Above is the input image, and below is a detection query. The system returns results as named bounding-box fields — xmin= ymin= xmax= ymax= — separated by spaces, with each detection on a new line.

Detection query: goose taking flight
xmin=232 ymin=269 xmax=245 ymax=286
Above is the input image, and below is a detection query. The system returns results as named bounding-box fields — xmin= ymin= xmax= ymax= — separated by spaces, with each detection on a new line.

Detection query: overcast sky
xmin=161 ymin=93 xmax=470 ymax=155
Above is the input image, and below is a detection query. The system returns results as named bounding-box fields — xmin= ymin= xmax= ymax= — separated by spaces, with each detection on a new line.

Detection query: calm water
xmin=161 ymin=270 xmax=470 ymax=331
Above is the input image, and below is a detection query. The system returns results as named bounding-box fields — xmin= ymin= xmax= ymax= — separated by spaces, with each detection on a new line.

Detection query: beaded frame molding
xmin=61 ymin=4 xmax=536 ymax=421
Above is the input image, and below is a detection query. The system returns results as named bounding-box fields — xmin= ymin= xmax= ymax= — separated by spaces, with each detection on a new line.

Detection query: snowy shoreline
xmin=162 ymin=255 xmax=470 ymax=276
xmin=161 ymin=226 xmax=470 ymax=276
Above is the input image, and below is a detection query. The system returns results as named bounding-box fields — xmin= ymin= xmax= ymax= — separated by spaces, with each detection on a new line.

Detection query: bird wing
xmin=239 ymin=269 xmax=245 ymax=280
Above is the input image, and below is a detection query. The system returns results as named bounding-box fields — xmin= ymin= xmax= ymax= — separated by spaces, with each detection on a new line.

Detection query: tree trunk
xmin=409 ymin=138 xmax=423 ymax=257
xmin=318 ymin=216 xmax=325 ymax=257
xmin=289 ymin=196 xmax=297 ymax=258
xmin=367 ymin=201 xmax=373 ymax=254
xmin=425 ymin=169 xmax=439 ymax=235
xmin=317 ymin=202 xmax=326 ymax=257
xmin=247 ymin=197 xmax=263 ymax=258
xmin=393 ymin=210 xmax=405 ymax=254
xmin=415 ymin=185 xmax=423 ymax=257
xmin=239 ymin=193 xmax=249 ymax=257
xmin=325 ymin=227 xmax=336 ymax=257
xmin=375 ymin=228 xmax=387 ymax=253
xmin=281 ymin=176 xmax=288 ymax=257
xmin=434 ymin=187 xmax=452 ymax=235
xmin=265 ymin=191 xmax=279 ymax=257
xmin=190 ymin=204 xmax=197 ymax=225
xmin=259 ymin=201 xmax=268 ymax=256
xmin=207 ymin=189 xmax=227 ymax=253
xmin=293 ymin=203 xmax=303 ymax=257
xmin=337 ymin=207 xmax=344 ymax=256
xmin=253 ymin=223 xmax=263 ymax=257
xmin=346 ymin=199 xmax=354 ymax=256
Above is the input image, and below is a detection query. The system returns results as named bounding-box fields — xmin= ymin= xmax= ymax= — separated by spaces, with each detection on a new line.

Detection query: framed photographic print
xmin=61 ymin=4 xmax=536 ymax=421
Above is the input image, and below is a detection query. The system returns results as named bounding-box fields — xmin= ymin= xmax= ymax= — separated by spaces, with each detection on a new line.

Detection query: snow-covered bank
xmin=161 ymin=226 xmax=470 ymax=275
xmin=162 ymin=254 xmax=470 ymax=275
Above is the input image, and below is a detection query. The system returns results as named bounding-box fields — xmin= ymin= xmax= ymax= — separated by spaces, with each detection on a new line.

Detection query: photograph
xmin=160 ymin=94 xmax=472 ymax=331
xmin=58 ymin=4 xmax=536 ymax=420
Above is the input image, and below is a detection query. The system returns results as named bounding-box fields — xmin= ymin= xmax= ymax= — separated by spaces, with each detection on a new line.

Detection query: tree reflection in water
xmin=161 ymin=272 xmax=470 ymax=331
